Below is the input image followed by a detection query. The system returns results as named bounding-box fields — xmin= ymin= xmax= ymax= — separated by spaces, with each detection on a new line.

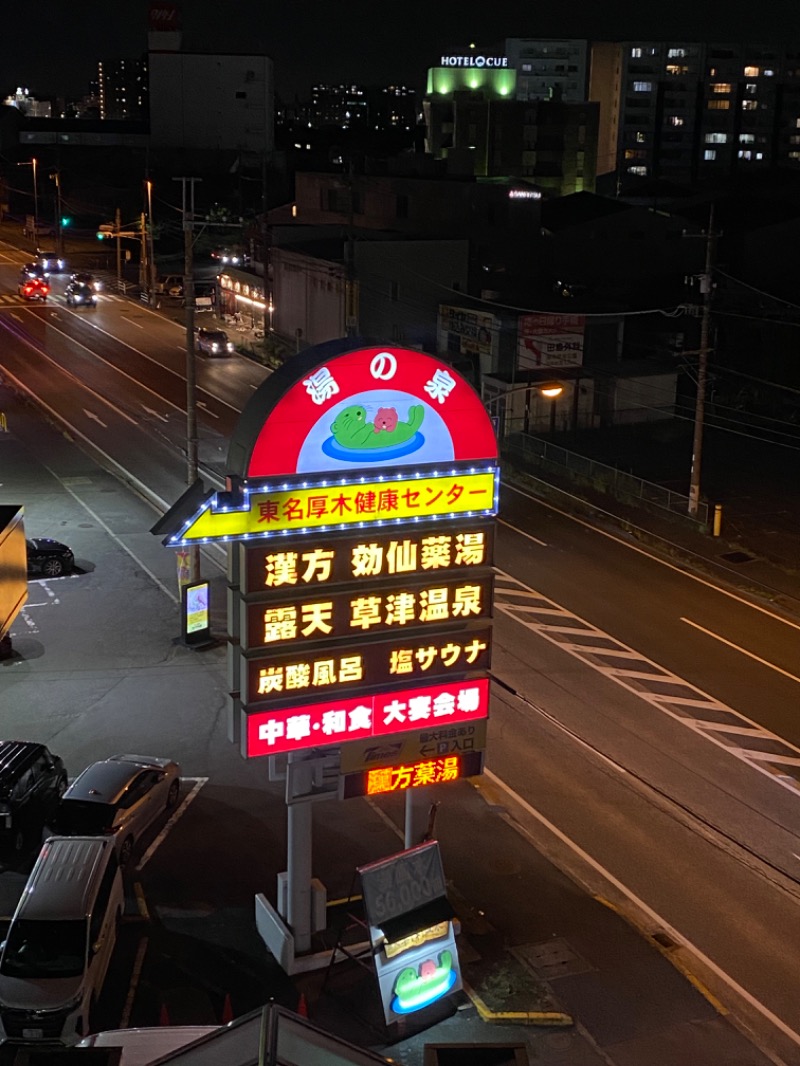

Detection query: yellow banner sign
xmin=171 ymin=468 xmax=498 ymax=544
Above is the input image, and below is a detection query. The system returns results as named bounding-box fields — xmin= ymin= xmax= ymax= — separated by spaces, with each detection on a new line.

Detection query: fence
xmin=503 ymin=430 xmax=709 ymax=529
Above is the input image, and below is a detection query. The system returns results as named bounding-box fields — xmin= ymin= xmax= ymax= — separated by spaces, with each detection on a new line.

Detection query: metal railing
xmin=503 ymin=428 xmax=709 ymax=528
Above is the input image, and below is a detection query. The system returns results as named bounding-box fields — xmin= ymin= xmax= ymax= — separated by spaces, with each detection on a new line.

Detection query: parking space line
xmin=119 ymin=935 xmax=149 ymax=1029
xmin=136 ymin=777 xmax=207 ymax=872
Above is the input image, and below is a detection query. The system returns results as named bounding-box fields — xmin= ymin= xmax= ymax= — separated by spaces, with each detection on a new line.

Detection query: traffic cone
xmin=221 ymin=993 xmax=234 ymax=1024
xmin=159 ymin=1002 xmax=171 ymax=1027
xmin=297 ymin=993 xmax=308 ymax=1018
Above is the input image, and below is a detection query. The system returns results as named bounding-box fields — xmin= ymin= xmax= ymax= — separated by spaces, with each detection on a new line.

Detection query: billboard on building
xmin=518 ymin=313 xmax=585 ymax=369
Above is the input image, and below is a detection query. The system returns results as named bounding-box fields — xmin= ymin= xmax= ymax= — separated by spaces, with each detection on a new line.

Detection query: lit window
xmin=628 ymin=165 xmax=648 ymax=176
xmin=711 ymin=83 xmax=732 ymax=93
xmin=707 ymin=100 xmax=731 ymax=110
xmin=633 ymin=81 xmax=653 ymax=92
xmin=636 ymin=131 xmax=646 ymax=142
xmin=763 ymin=69 xmax=775 ymax=76
xmin=789 ymin=151 xmax=800 ymax=159
xmin=756 ymin=152 xmax=764 ymax=159
xmin=744 ymin=65 xmax=760 ymax=77
xmin=745 ymin=83 xmax=758 ymax=95
xmin=797 ymin=118 xmax=800 ymax=127
xmin=667 ymin=115 xmax=684 ymax=126
xmin=705 ymin=133 xmax=728 ymax=143
xmin=738 ymin=150 xmax=752 ymax=159
xmin=790 ymin=135 xmax=800 ymax=144
xmin=666 ymin=64 xmax=689 ymax=75
xmin=704 ymin=149 xmax=717 ymax=160
xmin=667 ymin=48 xmax=687 ymax=58
xmin=739 ymin=133 xmax=755 ymax=143
xmin=742 ymin=100 xmax=758 ymax=110
xmin=630 ymin=47 xmax=643 ymax=58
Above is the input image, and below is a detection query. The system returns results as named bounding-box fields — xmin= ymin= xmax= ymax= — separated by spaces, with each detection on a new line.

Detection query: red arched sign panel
xmin=227 ymin=342 xmax=498 ymax=480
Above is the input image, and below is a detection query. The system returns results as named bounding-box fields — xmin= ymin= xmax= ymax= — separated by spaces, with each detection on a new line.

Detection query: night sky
xmin=3 ymin=0 xmax=800 ymax=101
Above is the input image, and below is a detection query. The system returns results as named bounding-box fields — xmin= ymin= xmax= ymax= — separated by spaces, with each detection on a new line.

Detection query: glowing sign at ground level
xmin=244 ymin=677 xmax=490 ymax=758
xmin=168 ymin=468 xmax=498 ymax=546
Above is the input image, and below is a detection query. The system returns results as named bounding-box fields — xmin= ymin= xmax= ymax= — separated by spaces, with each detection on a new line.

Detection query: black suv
xmin=0 ymin=742 xmax=68 ymax=852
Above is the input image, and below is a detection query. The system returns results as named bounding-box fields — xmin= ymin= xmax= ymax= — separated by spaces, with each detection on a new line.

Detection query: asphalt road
xmin=3 ymin=239 xmax=800 ymax=1060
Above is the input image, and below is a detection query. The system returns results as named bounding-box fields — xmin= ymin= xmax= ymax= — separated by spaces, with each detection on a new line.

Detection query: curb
xmin=462 ymin=981 xmax=573 ymax=1027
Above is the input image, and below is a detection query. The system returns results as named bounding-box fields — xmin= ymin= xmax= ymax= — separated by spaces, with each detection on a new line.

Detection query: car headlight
xmin=211 ymin=343 xmax=220 ymax=352
xmin=226 ymin=343 xmax=235 ymax=353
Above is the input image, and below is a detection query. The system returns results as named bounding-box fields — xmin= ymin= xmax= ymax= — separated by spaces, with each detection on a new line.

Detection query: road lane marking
xmin=501 ymin=481 xmax=800 ymax=632
xmin=482 ymin=767 xmax=800 ymax=1052
xmin=494 ymin=570 xmax=800 ymax=800
xmin=681 ymin=617 xmax=800 ymax=685
xmin=498 ymin=518 xmax=547 ymax=546
xmin=142 ymin=404 xmax=170 ymax=423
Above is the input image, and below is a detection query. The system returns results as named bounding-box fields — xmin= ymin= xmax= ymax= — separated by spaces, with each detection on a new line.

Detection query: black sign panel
xmin=241 ymin=626 xmax=492 ymax=705
xmin=238 ymin=522 xmax=495 ymax=595
xmin=239 ymin=573 xmax=494 ymax=651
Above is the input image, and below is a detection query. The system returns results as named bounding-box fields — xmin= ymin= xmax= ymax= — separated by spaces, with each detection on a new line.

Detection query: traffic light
xmin=61 ymin=216 xmax=71 ymax=228
xmin=96 ymin=224 xmax=114 ymax=240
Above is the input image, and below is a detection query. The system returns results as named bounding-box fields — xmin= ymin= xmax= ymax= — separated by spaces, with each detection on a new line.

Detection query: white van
xmin=0 ymin=835 xmax=124 ymax=1045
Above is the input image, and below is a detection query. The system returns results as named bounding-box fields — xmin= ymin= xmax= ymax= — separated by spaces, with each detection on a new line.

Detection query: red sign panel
xmin=244 ymin=677 xmax=490 ymax=758
xmin=233 ymin=345 xmax=498 ymax=479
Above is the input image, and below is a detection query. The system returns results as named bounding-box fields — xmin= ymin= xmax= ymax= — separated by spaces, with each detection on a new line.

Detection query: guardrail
xmin=503 ymin=429 xmax=709 ymax=529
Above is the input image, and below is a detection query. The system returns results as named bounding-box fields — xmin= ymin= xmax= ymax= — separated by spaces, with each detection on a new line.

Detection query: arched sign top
xmin=228 ymin=342 xmax=498 ymax=480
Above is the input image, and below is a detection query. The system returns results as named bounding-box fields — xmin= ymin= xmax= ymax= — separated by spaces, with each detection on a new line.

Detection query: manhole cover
xmin=719 ymin=551 xmax=754 ymax=564
xmin=515 ymin=938 xmax=594 ymax=980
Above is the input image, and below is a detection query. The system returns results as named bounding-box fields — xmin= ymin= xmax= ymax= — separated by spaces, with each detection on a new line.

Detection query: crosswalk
xmin=494 ymin=569 xmax=800 ymax=798
xmin=0 ymin=291 xmax=127 ymax=307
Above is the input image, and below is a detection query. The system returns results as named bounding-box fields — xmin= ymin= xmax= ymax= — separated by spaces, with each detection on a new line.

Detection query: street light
xmin=145 ymin=180 xmax=157 ymax=306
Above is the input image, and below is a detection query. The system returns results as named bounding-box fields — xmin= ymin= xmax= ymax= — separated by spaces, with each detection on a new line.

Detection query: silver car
xmin=51 ymin=755 xmax=181 ymax=866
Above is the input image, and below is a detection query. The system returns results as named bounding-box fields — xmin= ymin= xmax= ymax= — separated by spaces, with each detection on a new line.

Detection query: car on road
xmin=211 ymin=247 xmax=248 ymax=266
xmin=65 ymin=281 xmax=97 ymax=308
xmin=155 ymin=274 xmax=184 ymax=298
xmin=0 ymin=741 xmax=68 ymax=852
xmin=20 ymin=262 xmax=49 ymax=281
xmin=50 ymin=755 xmax=181 ymax=866
xmin=26 ymin=537 xmax=74 ymax=578
xmin=195 ymin=327 xmax=235 ymax=357
xmin=70 ymin=272 xmax=101 ymax=291
xmin=35 ymin=251 xmax=66 ymax=274
xmin=18 ymin=278 xmax=50 ymax=302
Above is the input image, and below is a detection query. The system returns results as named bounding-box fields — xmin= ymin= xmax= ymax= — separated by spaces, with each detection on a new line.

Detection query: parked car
xmin=0 ymin=741 xmax=68 ymax=852
xmin=155 ymin=274 xmax=184 ymax=298
xmin=35 ymin=251 xmax=66 ymax=274
xmin=65 ymin=281 xmax=97 ymax=308
xmin=18 ymin=278 xmax=50 ymax=302
xmin=50 ymin=755 xmax=181 ymax=866
xmin=195 ymin=327 xmax=234 ymax=357
xmin=0 ymin=835 xmax=123 ymax=1045
xmin=26 ymin=537 xmax=74 ymax=578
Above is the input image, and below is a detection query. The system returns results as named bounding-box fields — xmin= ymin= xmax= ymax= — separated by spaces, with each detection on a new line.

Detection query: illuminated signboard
xmin=167 ymin=467 xmax=498 ymax=547
xmin=240 ymin=574 xmax=494 ymax=650
xmin=227 ymin=343 xmax=498 ymax=480
xmin=241 ymin=626 xmax=492 ymax=704
xmin=239 ymin=523 xmax=494 ymax=594
xmin=181 ymin=579 xmax=211 ymax=646
xmin=244 ymin=677 xmax=490 ymax=759
xmin=340 ymin=720 xmax=488 ymax=774
xmin=358 ymin=751 xmax=484 ymax=796
xmin=439 ymin=55 xmax=508 ymax=68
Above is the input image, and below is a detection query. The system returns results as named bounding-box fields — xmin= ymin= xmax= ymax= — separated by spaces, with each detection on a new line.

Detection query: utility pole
xmin=115 ymin=207 xmax=122 ymax=292
xmin=174 ymin=176 xmax=202 ymax=581
xmin=51 ymin=169 xmax=63 ymax=258
xmin=688 ymin=204 xmax=716 ymax=519
xmin=146 ymin=179 xmax=157 ymax=306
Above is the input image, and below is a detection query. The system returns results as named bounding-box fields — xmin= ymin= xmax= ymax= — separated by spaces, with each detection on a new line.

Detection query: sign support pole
xmin=404 ymin=787 xmax=433 ymax=849
xmin=286 ymin=754 xmax=313 ymax=954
